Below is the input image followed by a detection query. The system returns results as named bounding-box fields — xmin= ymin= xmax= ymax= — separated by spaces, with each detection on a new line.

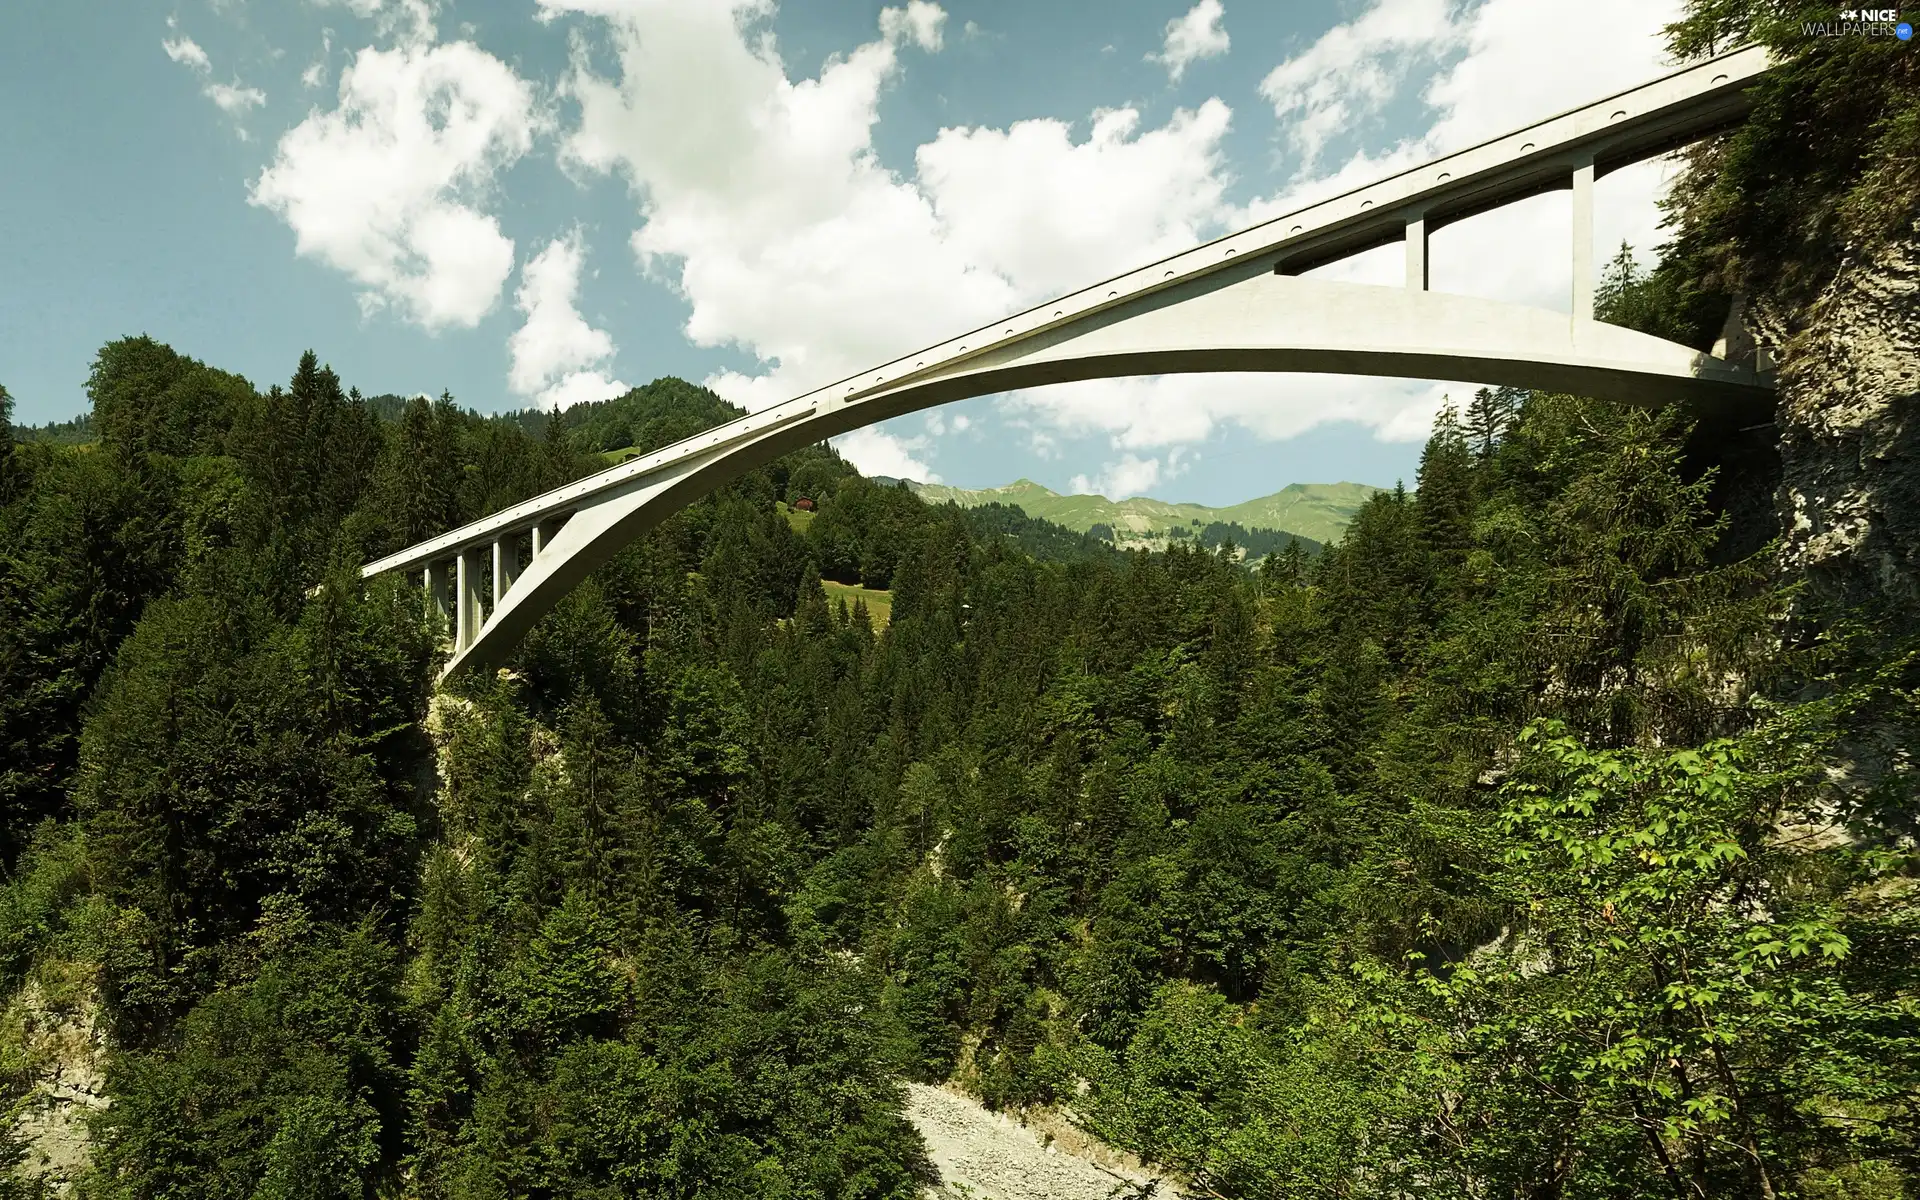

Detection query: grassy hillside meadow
xmin=905 ymin=478 xmax=1380 ymax=547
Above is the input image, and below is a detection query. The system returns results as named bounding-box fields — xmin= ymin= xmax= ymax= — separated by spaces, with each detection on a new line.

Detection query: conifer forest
xmin=0 ymin=6 xmax=1916 ymax=1198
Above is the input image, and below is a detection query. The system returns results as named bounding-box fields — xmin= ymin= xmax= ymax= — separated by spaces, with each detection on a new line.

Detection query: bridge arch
xmin=362 ymin=46 xmax=1778 ymax=682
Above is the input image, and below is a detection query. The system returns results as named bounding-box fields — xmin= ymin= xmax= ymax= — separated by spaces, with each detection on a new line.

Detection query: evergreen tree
xmin=1415 ymin=399 xmax=1474 ymax=565
xmin=1465 ymin=385 xmax=1521 ymax=462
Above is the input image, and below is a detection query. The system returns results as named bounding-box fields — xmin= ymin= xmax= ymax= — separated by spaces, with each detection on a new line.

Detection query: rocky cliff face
xmin=1759 ymin=219 xmax=1920 ymax=628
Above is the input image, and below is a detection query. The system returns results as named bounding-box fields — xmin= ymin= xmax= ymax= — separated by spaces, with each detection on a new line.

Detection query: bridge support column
xmin=492 ymin=537 xmax=519 ymax=606
xmin=1571 ymin=157 xmax=1595 ymax=322
xmin=531 ymin=521 xmax=554 ymax=557
xmin=1405 ymin=215 xmax=1428 ymax=291
xmin=456 ymin=548 xmax=484 ymax=652
xmin=425 ymin=561 xmax=451 ymax=634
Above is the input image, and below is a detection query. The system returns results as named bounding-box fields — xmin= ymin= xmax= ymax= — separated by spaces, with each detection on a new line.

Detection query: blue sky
xmin=1 ymin=0 xmax=1688 ymax=504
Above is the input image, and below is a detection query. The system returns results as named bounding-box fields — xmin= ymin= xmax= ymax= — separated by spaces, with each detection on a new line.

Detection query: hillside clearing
xmin=822 ymin=579 xmax=890 ymax=626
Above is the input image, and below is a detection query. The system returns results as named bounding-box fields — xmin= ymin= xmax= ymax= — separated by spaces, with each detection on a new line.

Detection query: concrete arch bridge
xmin=363 ymin=45 xmax=1777 ymax=683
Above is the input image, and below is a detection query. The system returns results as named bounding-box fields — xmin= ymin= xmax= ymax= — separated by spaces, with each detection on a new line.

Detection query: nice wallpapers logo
xmin=1814 ymin=8 xmax=1915 ymax=36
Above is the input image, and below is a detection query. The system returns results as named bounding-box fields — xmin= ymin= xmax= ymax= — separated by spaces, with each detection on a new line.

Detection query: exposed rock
xmin=905 ymin=1082 xmax=1178 ymax=1200
xmin=1758 ymin=220 xmax=1920 ymax=626
xmin=6 ymin=975 xmax=108 ymax=1195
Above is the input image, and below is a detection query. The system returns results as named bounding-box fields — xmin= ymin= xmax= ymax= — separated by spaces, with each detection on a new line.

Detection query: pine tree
xmin=1415 ymin=400 xmax=1475 ymax=564
xmin=1465 ymin=386 xmax=1521 ymax=462
xmin=0 ymin=383 xmax=14 ymax=502
xmin=1278 ymin=537 xmax=1308 ymax=586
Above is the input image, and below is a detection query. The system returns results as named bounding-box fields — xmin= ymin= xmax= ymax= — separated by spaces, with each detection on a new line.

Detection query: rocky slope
xmin=905 ymin=1083 xmax=1176 ymax=1200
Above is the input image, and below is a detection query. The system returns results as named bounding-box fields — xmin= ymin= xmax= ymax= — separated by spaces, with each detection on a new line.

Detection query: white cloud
xmin=163 ymin=35 xmax=212 ymax=73
xmin=1072 ymin=452 xmax=1168 ymax=500
xmin=163 ymin=28 xmax=269 ymax=136
xmin=835 ymin=427 xmax=941 ymax=482
xmin=1150 ymin=0 xmax=1230 ymax=82
xmin=205 ymin=81 xmax=267 ymax=115
xmin=534 ymin=369 xmax=630 ymax=412
xmin=542 ymin=0 xmax=1242 ymax=475
xmin=314 ymin=0 xmax=437 ymax=46
xmin=250 ymin=40 xmax=538 ymax=330
xmin=916 ymin=100 xmax=1232 ymax=301
xmin=878 ymin=0 xmax=946 ymax=52
xmin=302 ymin=32 xmax=333 ymax=89
xmin=1008 ymin=371 xmax=1450 ymax=456
xmin=1258 ymin=0 xmax=1462 ymax=170
xmin=508 ymin=233 xmax=630 ymax=410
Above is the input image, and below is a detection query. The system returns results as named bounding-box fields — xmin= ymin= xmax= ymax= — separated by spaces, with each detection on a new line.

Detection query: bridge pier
xmin=456 ymin=548 xmax=484 ymax=651
xmin=1405 ymin=215 xmax=1428 ymax=291
xmin=425 ymin=561 xmax=451 ymax=634
xmin=1572 ymin=157 xmax=1595 ymax=322
xmin=492 ymin=537 xmax=519 ymax=606
xmin=531 ymin=521 xmax=554 ymax=557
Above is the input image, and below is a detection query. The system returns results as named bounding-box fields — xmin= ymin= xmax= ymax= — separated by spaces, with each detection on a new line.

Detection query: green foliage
xmin=1 ymin=325 xmax=1915 ymax=1199
xmin=86 ymin=337 xmax=252 ymax=461
xmin=551 ymin=376 xmax=742 ymax=456
xmin=0 ymin=443 xmax=185 ymax=857
xmin=1664 ymin=2 xmax=1920 ymax=306
xmin=1595 ymin=241 xmax=1731 ymax=350
xmin=89 ymin=923 xmax=403 ymax=1199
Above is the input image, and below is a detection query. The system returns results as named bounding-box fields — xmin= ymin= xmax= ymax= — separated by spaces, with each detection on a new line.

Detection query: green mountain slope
xmin=904 ymin=478 xmax=1381 ymax=547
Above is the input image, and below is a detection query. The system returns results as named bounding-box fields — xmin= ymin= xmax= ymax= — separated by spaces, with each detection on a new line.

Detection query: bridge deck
xmin=364 ymin=44 xmax=1772 ymax=583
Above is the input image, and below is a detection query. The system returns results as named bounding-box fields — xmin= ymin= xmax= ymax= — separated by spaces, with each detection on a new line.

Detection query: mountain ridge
xmin=898 ymin=478 xmax=1382 ymax=548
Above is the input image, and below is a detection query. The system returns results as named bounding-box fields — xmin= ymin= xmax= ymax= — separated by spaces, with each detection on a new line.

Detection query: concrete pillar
xmin=492 ymin=537 xmax=519 ymax=606
xmin=531 ymin=521 xmax=554 ymax=557
xmin=1405 ymin=215 xmax=1428 ymax=291
xmin=456 ymin=548 xmax=485 ymax=651
xmin=425 ymin=561 xmax=451 ymax=632
xmin=1571 ymin=158 xmax=1595 ymax=322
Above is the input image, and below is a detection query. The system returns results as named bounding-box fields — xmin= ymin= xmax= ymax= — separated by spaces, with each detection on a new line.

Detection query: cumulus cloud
xmin=879 ymin=0 xmax=947 ymax=52
xmin=1258 ymin=0 xmax=1461 ymax=169
xmin=508 ymin=233 xmax=630 ymax=410
xmin=1245 ymin=0 xmax=1682 ymax=311
xmin=835 ymin=427 xmax=941 ymax=483
xmin=249 ymin=39 xmax=539 ymax=329
xmin=551 ymin=0 xmax=1004 ymax=429
xmin=542 ymin=0 xmax=1243 ymax=474
xmin=1150 ymin=0 xmax=1230 ymax=82
xmin=916 ymin=101 xmax=1231 ymax=301
xmin=1071 ymin=452 xmax=1172 ymax=501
